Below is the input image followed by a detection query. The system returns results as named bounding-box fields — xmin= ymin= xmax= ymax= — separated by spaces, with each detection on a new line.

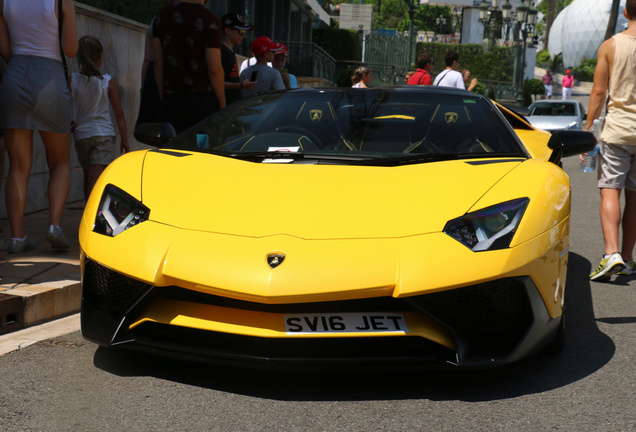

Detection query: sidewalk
xmin=0 ymin=201 xmax=85 ymax=335
xmin=534 ymin=66 xmax=593 ymax=97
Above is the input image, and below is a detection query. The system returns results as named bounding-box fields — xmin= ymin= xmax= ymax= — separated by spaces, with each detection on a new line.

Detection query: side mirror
xmin=547 ymin=130 xmax=596 ymax=165
xmin=133 ymin=123 xmax=177 ymax=148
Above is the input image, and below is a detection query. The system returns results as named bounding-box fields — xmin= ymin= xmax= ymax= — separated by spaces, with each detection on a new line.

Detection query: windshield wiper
xmin=365 ymin=152 xmax=524 ymax=166
xmin=223 ymin=151 xmax=384 ymax=163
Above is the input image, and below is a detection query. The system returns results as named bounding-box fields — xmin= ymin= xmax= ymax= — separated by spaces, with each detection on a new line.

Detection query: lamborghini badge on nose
xmin=267 ymin=254 xmax=286 ymax=269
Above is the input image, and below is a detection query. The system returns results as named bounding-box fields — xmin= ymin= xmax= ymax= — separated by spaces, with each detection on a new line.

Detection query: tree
xmin=604 ymin=0 xmax=622 ymax=41
xmin=544 ymin=0 xmax=557 ymax=49
xmin=540 ymin=0 xmax=573 ymax=49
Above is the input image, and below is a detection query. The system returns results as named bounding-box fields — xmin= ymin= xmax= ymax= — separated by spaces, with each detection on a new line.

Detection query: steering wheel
xmin=272 ymin=126 xmax=322 ymax=148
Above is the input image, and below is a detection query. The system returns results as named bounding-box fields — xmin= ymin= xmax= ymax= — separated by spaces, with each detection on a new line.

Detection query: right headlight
xmin=443 ymin=198 xmax=529 ymax=252
xmin=94 ymin=184 xmax=150 ymax=237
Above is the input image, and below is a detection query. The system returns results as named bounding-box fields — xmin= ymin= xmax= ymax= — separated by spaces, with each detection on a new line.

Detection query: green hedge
xmin=572 ymin=57 xmax=597 ymax=82
xmin=416 ymin=42 xmax=515 ymax=82
xmin=313 ymin=28 xmax=359 ymax=61
xmin=524 ymin=78 xmax=545 ymax=106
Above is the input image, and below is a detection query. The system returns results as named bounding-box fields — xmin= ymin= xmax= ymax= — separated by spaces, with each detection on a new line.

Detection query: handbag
xmin=57 ymin=0 xmax=69 ymax=85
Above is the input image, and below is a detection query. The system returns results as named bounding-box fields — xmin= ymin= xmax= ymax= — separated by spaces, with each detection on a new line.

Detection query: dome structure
xmin=548 ymin=0 xmax=628 ymax=67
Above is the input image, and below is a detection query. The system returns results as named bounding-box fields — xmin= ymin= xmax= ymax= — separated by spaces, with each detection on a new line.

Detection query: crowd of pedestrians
xmin=0 ymin=1 xmax=301 ymax=254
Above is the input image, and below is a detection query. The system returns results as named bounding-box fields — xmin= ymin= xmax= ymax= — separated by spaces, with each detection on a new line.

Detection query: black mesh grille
xmin=418 ymin=278 xmax=532 ymax=333
xmin=83 ymin=259 xmax=152 ymax=312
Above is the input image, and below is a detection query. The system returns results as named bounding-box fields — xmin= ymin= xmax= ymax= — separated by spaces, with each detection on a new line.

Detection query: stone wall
xmin=0 ymin=2 xmax=147 ymax=219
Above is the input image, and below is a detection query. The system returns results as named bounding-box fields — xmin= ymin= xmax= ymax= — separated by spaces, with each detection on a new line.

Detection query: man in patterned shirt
xmin=153 ymin=0 xmax=225 ymax=134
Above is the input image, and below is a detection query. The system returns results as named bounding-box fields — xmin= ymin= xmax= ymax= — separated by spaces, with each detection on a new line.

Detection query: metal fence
xmin=363 ymin=33 xmax=411 ymax=69
xmin=336 ymin=60 xmax=408 ymax=87
xmin=479 ymin=79 xmax=518 ymax=103
xmin=281 ymin=41 xmax=337 ymax=83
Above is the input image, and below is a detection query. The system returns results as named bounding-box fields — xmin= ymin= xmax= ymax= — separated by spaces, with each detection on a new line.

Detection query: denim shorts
xmin=598 ymin=142 xmax=636 ymax=191
xmin=0 ymin=55 xmax=72 ymax=133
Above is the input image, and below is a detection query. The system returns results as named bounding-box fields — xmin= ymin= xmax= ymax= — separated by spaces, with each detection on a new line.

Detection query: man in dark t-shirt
xmin=221 ymin=13 xmax=256 ymax=105
xmin=152 ymin=0 xmax=225 ymax=134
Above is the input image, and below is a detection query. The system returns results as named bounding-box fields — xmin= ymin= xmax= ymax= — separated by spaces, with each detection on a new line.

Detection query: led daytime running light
xmin=94 ymin=184 xmax=150 ymax=237
xmin=444 ymin=198 xmax=529 ymax=251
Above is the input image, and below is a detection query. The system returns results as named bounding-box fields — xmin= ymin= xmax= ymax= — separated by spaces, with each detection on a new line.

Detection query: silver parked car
xmin=526 ymin=100 xmax=587 ymax=132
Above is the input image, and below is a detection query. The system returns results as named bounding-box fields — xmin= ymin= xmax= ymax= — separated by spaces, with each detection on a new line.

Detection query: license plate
xmin=283 ymin=313 xmax=409 ymax=335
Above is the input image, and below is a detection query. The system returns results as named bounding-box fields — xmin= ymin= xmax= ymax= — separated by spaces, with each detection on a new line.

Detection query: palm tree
xmin=605 ymin=0 xmax=622 ymax=40
xmin=544 ymin=0 xmax=557 ymax=49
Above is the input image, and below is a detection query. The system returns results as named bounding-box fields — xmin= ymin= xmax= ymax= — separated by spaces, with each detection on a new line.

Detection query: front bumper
xmin=81 ymin=257 xmax=562 ymax=369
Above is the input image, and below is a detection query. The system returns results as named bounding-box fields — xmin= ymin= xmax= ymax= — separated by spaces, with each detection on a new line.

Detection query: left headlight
xmin=566 ymin=121 xmax=579 ymax=130
xmin=443 ymin=198 xmax=529 ymax=252
xmin=94 ymin=184 xmax=150 ymax=237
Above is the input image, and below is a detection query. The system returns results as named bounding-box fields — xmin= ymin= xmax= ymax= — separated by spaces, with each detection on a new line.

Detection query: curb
xmin=0 ymin=281 xmax=81 ymax=335
xmin=0 ymin=200 xmax=85 ymax=336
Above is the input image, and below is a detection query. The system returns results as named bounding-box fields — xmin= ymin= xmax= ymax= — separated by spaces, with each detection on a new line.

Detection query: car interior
xmin=177 ymin=92 xmax=519 ymax=157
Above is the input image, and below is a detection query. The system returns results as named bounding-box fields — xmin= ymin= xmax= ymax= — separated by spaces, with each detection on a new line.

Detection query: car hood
xmin=141 ymin=150 xmax=523 ymax=239
xmin=526 ymin=115 xmax=579 ymax=130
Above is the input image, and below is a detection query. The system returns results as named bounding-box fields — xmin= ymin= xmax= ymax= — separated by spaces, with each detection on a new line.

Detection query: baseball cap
xmin=271 ymin=42 xmax=288 ymax=57
xmin=221 ymin=13 xmax=254 ymax=31
xmin=251 ymin=36 xmax=274 ymax=56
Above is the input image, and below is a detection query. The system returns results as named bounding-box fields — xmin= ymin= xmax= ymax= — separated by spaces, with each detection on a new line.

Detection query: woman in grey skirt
xmin=0 ymin=0 xmax=78 ymax=253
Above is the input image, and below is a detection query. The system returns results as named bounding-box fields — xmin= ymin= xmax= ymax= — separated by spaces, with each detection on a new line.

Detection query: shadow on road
xmin=93 ymin=252 xmax=615 ymax=402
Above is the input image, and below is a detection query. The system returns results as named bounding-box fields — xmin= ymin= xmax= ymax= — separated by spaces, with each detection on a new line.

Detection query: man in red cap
xmin=271 ymin=42 xmax=297 ymax=89
xmin=239 ymin=36 xmax=285 ymax=99
xmin=221 ymin=13 xmax=257 ymax=105
xmin=562 ymin=69 xmax=574 ymax=100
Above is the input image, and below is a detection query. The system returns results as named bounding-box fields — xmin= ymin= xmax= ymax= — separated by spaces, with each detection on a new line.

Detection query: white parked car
xmin=526 ymin=100 xmax=587 ymax=132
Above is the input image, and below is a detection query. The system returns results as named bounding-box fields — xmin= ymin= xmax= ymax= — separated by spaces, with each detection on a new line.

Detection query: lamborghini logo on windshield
xmin=267 ymin=253 xmax=286 ymax=269
xmin=445 ymin=112 xmax=458 ymax=125
xmin=310 ymin=110 xmax=323 ymax=122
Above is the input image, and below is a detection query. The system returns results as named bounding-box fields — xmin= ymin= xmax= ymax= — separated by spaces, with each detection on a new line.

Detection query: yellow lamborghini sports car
xmin=80 ymin=86 xmax=595 ymax=369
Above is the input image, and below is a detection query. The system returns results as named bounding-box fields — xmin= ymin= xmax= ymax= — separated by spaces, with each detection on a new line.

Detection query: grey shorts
xmin=0 ymin=55 xmax=72 ymax=133
xmin=597 ymin=142 xmax=636 ymax=190
xmin=75 ymin=136 xmax=115 ymax=171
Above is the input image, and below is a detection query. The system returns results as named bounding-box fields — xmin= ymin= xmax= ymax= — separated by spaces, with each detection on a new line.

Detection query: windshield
xmin=529 ymin=102 xmax=578 ymax=117
xmin=166 ymin=90 xmax=525 ymax=164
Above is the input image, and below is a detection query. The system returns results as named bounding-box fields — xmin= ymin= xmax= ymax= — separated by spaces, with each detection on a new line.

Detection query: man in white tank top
xmin=585 ymin=0 xmax=636 ymax=281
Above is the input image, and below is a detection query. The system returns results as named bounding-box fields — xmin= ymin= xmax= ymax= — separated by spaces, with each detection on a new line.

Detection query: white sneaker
xmin=45 ymin=225 xmax=70 ymax=249
xmin=618 ymin=260 xmax=636 ymax=276
xmin=590 ymin=252 xmax=626 ymax=281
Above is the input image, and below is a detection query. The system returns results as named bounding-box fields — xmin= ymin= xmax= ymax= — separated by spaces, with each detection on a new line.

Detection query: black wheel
xmin=271 ymin=126 xmax=322 ymax=148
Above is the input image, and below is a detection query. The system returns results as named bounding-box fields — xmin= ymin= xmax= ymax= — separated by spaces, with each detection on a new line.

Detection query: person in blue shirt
xmin=271 ymin=43 xmax=297 ymax=89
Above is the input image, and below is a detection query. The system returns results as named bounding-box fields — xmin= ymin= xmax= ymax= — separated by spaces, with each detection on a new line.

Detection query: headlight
xmin=566 ymin=121 xmax=579 ymax=130
xmin=443 ymin=198 xmax=529 ymax=251
xmin=94 ymin=184 xmax=150 ymax=237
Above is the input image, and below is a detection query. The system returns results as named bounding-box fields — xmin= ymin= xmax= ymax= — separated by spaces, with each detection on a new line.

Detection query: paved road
xmin=1 ymin=157 xmax=636 ymax=431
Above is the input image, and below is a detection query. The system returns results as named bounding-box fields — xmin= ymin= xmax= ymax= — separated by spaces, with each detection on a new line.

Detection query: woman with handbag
xmin=0 ymin=0 xmax=78 ymax=253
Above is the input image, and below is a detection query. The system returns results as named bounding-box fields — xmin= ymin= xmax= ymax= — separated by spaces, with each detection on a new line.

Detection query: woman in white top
xmin=72 ymin=36 xmax=129 ymax=200
xmin=351 ymin=66 xmax=372 ymax=88
xmin=0 ymin=0 xmax=78 ymax=253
